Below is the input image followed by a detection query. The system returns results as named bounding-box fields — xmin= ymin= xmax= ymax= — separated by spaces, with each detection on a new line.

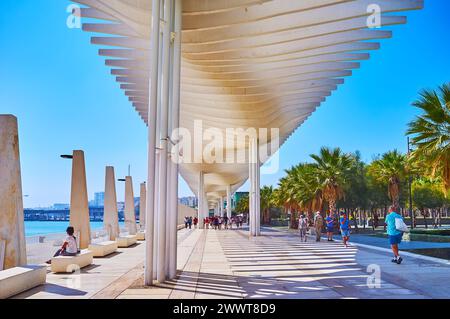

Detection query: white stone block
xmin=51 ymin=249 xmax=93 ymax=273
xmin=136 ymin=231 xmax=145 ymax=241
xmin=88 ymin=241 xmax=118 ymax=257
xmin=0 ymin=265 xmax=46 ymax=299
xmin=116 ymin=235 xmax=137 ymax=248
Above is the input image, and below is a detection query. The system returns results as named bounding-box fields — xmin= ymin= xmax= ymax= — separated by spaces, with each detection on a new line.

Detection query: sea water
xmin=24 ymin=221 xmax=125 ymax=236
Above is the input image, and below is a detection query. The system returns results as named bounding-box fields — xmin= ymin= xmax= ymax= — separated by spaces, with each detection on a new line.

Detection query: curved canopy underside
xmin=73 ymin=0 xmax=423 ymax=206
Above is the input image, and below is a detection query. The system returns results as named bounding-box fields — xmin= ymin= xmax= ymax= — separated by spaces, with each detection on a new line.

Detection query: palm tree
xmin=235 ymin=195 xmax=249 ymax=215
xmin=310 ymin=147 xmax=354 ymax=214
xmin=275 ymin=164 xmax=322 ymax=228
xmin=368 ymin=150 xmax=408 ymax=207
xmin=260 ymin=185 xmax=274 ymax=225
xmin=407 ymin=83 xmax=450 ymax=195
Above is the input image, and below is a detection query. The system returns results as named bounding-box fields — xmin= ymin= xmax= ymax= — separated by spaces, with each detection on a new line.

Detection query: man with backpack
xmin=385 ymin=205 xmax=409 ymax=264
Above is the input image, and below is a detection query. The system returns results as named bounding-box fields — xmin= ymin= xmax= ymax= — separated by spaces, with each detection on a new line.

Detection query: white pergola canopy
xmin=73 ymin=0 xmax=423 ymax=204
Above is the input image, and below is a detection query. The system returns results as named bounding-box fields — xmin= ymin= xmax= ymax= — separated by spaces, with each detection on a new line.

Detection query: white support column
xmin=255 ymin=139 xmax=261 ymax=236
xmin=164 ymin=0 xmax=175 ymax=279
xmin=249 ymin=137 xmax=260 ymax=237
xmin=144 ymin=0 xmax=161 ymax=286
xmin=203 ymin=193 xmax=208 ymax=222
xmin=220 ymin=197 xmax=224 ymax=217
xmin=125 ymin=176 xmax=137 ymax=235
xmin=155 ymin=0 xmax=173 ymax=284
xmin=249 ymin=140 xmax=254 ymax=236
xmin=167 ymin=0 xmax=182 ymax=280
xmin=139 ymin=182 xmax=146 ymax=230
xmin=226 ymin=185 xmax=232 ymax=219
xmin=104 ymin=166 xmax=119 ymax=240
xmin=70 ymin=150 xmax=91 ymax=248
xmin=0 ymin=115 xmax=26 ymax=269
xmin=198 ymin=171 xmax=204 ymax=228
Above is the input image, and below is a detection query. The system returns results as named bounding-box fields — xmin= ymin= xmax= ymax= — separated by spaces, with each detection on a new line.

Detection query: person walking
xmin=313 ymin=211 xmax=323 ymax=242
xmin=385 ymin=205 xmax=409 ymax=264
xmin=188 ymin=216 xmax=193 ymax=229
xmin=298 ymin=214 xmax=308 ymax=242
xmin=339 ymin=211 xmax=351 ymax=247
xmin=193 ymin=216 xmax=198 ymax=228
xmin=184 ymin=216 xmax=189 ymax=229
xmin=325 ymin=212 xmax=335 ymax=242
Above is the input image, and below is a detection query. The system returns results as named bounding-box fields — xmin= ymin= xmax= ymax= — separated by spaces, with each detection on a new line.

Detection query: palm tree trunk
xmin=422 ymin=209 xmax=428 ymax=228
xmin=328 ymin=198 xmax=336 ymax=214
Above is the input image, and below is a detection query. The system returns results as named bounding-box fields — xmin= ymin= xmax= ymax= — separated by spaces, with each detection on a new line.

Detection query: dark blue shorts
xmin=389 ymin=234 xmax=403 ymax=245
xmin=326 ymin=226 xmax=334 ymax=232
xmin=340 ymin=229 xmax=350 ymax=237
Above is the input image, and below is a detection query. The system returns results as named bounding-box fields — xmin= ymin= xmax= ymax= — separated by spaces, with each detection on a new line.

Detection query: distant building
xmin=89 ymin=192 xmax=104 ymax=207
xmin=94 ymin=192 xmax=105 ymax=207
xmin=24 ymin=208 xmax=69 ymax=221
xmin=179 ymin=196 xmax=198 ymax=208
xmin=52 ymin=203 xmax=70 ymax=210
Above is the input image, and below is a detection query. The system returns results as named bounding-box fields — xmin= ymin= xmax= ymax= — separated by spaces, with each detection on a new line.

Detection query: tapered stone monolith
xmin=69 ymin=150 xmax=91 ymax=249
xmin=139 ymin=182 xmax=146 ymax=229
xmin=0 ymin=115 xmax=26 ymax=269
xmin=104 ymin=166 xmax=120 ymax=240
xmin=124 ymin=176 xmax=137 ymax=235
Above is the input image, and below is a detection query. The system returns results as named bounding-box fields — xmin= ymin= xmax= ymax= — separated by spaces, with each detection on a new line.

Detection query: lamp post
xmin=407 ymin=137 xmax=415 ymax=229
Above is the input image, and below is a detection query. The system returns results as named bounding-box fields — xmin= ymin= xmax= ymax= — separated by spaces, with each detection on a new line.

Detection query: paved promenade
xmin=14 ymin=227 xmax=450 ymax=299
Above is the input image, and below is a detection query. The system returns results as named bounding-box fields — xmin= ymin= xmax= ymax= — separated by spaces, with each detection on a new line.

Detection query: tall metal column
xmin=152 ymin=0 xmax=165 ymax=281
xmin=144 ymin=0 xmax=161 ymax=287
xmin=167 ymin=0 xmax=182 ymax=280
xmin=249 ymin=137 xmax=260 ymax=236
xmin=156 ymin=0 xmax=173 ymax=283
xmin=249 ymin=139 xmax=255 ymax=236
xmin=203 ymin=193 xmax=208 ymax=224
xmin=198 ymin=172 xmax=204 ymax=228
xmin=226 ymin=185 xmax=232 ymax=219
xmin=254 ymin=138 xmax=261 ymax=236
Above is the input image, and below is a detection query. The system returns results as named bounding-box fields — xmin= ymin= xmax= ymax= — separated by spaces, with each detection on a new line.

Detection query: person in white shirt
xmin=298 ymin=214 xmax=309 ymax=242
xmin=46 ymin=226 xmax=78 ymax=264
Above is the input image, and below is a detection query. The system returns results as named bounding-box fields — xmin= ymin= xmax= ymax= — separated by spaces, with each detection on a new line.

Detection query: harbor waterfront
xmin=24 ymin=221 xmax=126 ymax=237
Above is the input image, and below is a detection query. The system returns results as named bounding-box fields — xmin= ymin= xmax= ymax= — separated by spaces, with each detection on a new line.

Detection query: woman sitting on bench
xmin=46 ymin=226 xmax=78 ymax=264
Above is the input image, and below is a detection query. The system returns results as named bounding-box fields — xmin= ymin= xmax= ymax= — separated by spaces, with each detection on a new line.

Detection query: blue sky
xmin=0 ymin=1 xmax=449 ymax=208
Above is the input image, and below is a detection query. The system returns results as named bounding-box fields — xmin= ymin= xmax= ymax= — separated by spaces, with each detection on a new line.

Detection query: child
xmin=339 ymin=211 xmax=351 ymax=247
xmin=46 ymin=226 xmax=78 ymax=264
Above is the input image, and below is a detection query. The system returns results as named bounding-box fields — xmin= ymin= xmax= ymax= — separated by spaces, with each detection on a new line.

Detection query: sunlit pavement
xmin=14 ymin=227 xmax=450 ymax=299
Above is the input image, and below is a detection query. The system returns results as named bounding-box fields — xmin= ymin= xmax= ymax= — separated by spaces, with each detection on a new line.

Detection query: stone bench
xmin=88 ymin=241 xmax=118 ymax=257
xmin=136 ymin=231 xmax=145 ymax=241
xmin=0 ymin=265 xmax=47 ymax=299
xmin=51 ymin=249 xmax=93 ymax=273
xmin=116 ymin=235 xmax=137 ymax=248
